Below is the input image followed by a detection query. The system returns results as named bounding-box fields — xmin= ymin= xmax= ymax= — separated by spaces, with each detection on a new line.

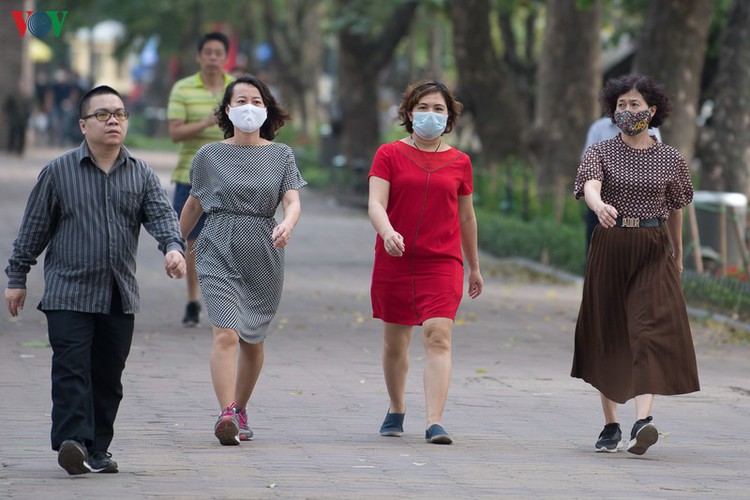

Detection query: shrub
xmin=299 ymin=165 xmax=333 ymax=190
xmin=475 ymin=208 xmax=587 ymax=275
xmin=682 ymin=269 xmax=750 ymax=323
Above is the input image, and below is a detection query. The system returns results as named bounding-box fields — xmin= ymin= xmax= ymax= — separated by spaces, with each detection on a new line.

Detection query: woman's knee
xmin=212 ymin=327 xmax=238 ymax=348
xmin=422 ymin=326 xmax=451 ymax=353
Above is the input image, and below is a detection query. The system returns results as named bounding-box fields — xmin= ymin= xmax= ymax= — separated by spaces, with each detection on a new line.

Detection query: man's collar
xmin=76 ymin=140 xmax=132 ymax=167
xmin=194 ymin=71 xmax=232 ymax=88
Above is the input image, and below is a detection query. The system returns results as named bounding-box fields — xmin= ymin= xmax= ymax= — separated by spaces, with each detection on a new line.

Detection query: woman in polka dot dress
xmin=180 ymin=74 xmax=306 ymax=446
xmin=572 ymin=74 xmax=699 ymax=456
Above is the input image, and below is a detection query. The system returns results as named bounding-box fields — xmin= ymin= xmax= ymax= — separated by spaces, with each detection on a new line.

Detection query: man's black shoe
xmin=182 ymin=301 xmax=201 ymax=327
xmin=57 ymin=440 xmax=91 ymax=475
xmin=88 ymin=451 xmax=118 ymax=473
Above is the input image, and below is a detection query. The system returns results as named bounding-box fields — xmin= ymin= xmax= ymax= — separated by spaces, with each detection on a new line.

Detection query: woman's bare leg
xmin=382 ymin=322 xmax=413 ymax=413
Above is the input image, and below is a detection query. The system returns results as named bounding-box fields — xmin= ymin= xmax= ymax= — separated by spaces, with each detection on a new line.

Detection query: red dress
xmin=369 ymin=140 xmax=473 ymax=325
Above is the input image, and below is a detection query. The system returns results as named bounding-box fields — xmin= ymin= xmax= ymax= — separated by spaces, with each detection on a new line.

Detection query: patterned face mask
xmin=614 ymin=109 xmax=652 ymax=136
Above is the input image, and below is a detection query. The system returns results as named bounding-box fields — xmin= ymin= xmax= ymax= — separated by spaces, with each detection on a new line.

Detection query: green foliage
xmin=682 ymin=270 xmax=750 ymax=323
xmin=472 ymin=160 xmax=583 ymax=225
xmin=299 ymin=165 xmax=334 ymax=190
xmin=383 ymin=123 xmax=406 ymax=143
xmin=600 ymin=0 xmax=649 ymax=47
xmin=122 ymin=114 xmax=177 ymax=150
xmin=706 ymin=0 xmax=736 ymax=59
xmin=124 ymin=134 xmax=179 ymax=151
xmin=475 ymin=208 xmax=587 ymax=275
xmin=274 ymin=127 xmax=333 ymax=190
xmin=329 ymin=0 xmax=418 ymax=35
xmin=69 ymin=0 xmax=264 ymax=59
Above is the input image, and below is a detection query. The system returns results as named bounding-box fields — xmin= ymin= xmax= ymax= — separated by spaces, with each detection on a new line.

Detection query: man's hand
xmin=4 ymin=288 xmax=26 ymax=317
xmin=164 ymin=250 xmax=186 ymax=279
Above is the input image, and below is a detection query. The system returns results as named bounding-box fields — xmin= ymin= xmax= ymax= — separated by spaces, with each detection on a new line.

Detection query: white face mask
xmin=227 ymin=103 xmax=267 ymax=133
xmin=412 ymin=111 xmax=448 ymax=140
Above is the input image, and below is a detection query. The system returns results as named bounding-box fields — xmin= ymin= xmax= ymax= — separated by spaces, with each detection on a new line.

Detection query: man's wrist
xmin=165 ymin=242 xmax=185 ymax=256
xmin=6 ymin=271 xmax=27 ymax=289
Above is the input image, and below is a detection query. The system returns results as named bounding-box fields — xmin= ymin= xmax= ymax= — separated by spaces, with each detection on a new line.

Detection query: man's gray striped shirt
xmin=5 ymin=141 xmax=185 ymax=314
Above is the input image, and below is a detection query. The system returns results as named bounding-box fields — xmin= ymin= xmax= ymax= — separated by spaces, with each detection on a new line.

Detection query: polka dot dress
xmin=189 ymin=142 xmax=306 ymax=343
xmin=573 ymin=134 xmax=693 ymax=219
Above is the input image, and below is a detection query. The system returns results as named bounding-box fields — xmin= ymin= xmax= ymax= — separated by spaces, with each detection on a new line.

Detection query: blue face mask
xmin=412 ymin=112 xmax=448 ymax=140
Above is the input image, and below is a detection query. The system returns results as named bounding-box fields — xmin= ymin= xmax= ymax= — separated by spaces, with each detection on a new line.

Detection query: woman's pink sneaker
xmin=236 ymin=407 xmax=254 ymax=441
xmin=214 ymin=403 xmax=240 ymax=445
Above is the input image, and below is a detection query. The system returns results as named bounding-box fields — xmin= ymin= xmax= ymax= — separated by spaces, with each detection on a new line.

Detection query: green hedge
xmin=475 ymin=208 xmax=587 ymax=276
xmin=682 ymin=270 xmax=750 ymax=323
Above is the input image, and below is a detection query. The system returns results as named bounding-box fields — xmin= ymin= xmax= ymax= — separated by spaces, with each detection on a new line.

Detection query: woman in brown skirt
xmin=572 ymin=74 xmax=700 ymax=456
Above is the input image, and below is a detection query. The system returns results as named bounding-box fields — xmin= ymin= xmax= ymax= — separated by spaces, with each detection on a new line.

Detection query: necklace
xmin=410 ymin=135 xmax=441 ymax=152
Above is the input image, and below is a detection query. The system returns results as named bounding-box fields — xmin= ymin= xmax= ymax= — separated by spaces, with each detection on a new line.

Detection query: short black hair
xmin=78 ymin=85 xmax=123 ymax=118
xmin=198 ymin=32 xmax=229 ymax=54
xmin=601 ymin=74 xmax=672 ymax=129
xmin=216 ymin=74 xmax=290 ymax=140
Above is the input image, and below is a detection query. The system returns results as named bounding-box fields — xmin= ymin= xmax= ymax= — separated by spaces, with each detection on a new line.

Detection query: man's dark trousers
xmin=44 ymin=287 xmax=134 ymax=453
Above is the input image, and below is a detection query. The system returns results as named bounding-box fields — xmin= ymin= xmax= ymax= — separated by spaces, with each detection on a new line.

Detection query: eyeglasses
xmin=82 ymin=110 xmax=130 ymax=122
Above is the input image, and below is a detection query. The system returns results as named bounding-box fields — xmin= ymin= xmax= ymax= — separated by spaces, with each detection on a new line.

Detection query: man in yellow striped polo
xmin=167 ymin=32 xmax=233 ymax=327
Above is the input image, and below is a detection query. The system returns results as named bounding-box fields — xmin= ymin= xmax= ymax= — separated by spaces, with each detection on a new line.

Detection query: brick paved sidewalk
xmin=1 ymin=148 xmax=749 ymax=499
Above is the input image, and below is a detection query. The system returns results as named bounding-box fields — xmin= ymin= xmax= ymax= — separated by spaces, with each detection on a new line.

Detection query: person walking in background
xmin=46 ymin=68 xmax=74 ymax=147
xmin=580 ymin=115 xmax=662 ymax=255
xmin=179 ymin=74 xmax=306 ymax=446
xmin=3 ymin=79 xmax=34 ymax=155
xmin=4 ymin=85 xmax=186 ymax=475
xmin=572 ymin=74 xmax=699 ymax=456
xmin=368 ymin=80 xmax=483 ymax=445
xmin=167 ymin=32 xmax=233 ymax=327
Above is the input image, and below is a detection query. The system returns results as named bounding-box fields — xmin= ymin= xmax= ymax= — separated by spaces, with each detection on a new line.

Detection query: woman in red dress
xmin=368 ymin=80 xmax=483 ymax=444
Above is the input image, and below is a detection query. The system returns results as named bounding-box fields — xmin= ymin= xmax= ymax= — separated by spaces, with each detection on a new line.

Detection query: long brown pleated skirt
xmin=571 ymin=224 xmax=700 ymax=404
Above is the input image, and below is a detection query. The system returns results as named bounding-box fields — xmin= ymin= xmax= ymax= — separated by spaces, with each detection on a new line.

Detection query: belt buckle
xmin=621 ymin=217 xmax=640 ymax=228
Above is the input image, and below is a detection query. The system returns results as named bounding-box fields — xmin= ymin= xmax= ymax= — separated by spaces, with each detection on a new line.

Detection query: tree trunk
xmin=335 ymin=0 xmax=418 ymax=194
xmin=337 ymin=42 xmax=380 ymax=176
xmin=451 ymin=0 xmax=525 ymax=165
xmin=262 ymin=0 xmax=324 ymax=137
xmin=528 ymin=0 xmax=602 ymax=222
xmin=632 ymin=0 xmax=715 ymax=165
xmin=1 ymin=0 xmax=26 ymax=151
xmin=498 ymin=4 xmax=540 ymax=123
xmin=697 ymin=0 xmax=750 ymax=197
xmin=428 ymin=22 xmax=444 ymax=83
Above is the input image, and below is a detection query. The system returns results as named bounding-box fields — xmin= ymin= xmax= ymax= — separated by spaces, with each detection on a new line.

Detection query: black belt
xmin=614 ymin=217 xmax=663 ymax=228
xmin=211 ymin=210 xmax=274 ymax=219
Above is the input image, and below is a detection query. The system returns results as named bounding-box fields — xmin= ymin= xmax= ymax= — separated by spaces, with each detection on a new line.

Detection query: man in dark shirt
xmin=3 ymin=79 xmax=34 ymax=155
xmin=4 ymin=85 xmax=186 ymax=476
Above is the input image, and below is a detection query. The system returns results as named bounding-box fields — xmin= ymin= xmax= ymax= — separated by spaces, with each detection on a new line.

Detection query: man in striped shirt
xmin=167 ymin=32 xmax=233 ymax=327
xmin=4 ymin=85 xmax=186 ymax=476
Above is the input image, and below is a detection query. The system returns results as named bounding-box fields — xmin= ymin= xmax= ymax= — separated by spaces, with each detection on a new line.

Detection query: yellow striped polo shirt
xmin=167 ymin=71 xmax=233 ymax=184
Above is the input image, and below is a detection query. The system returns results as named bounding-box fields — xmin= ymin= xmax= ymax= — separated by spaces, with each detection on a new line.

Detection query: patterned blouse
xmin=574 ymin=134 xmax=693 ymax=220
